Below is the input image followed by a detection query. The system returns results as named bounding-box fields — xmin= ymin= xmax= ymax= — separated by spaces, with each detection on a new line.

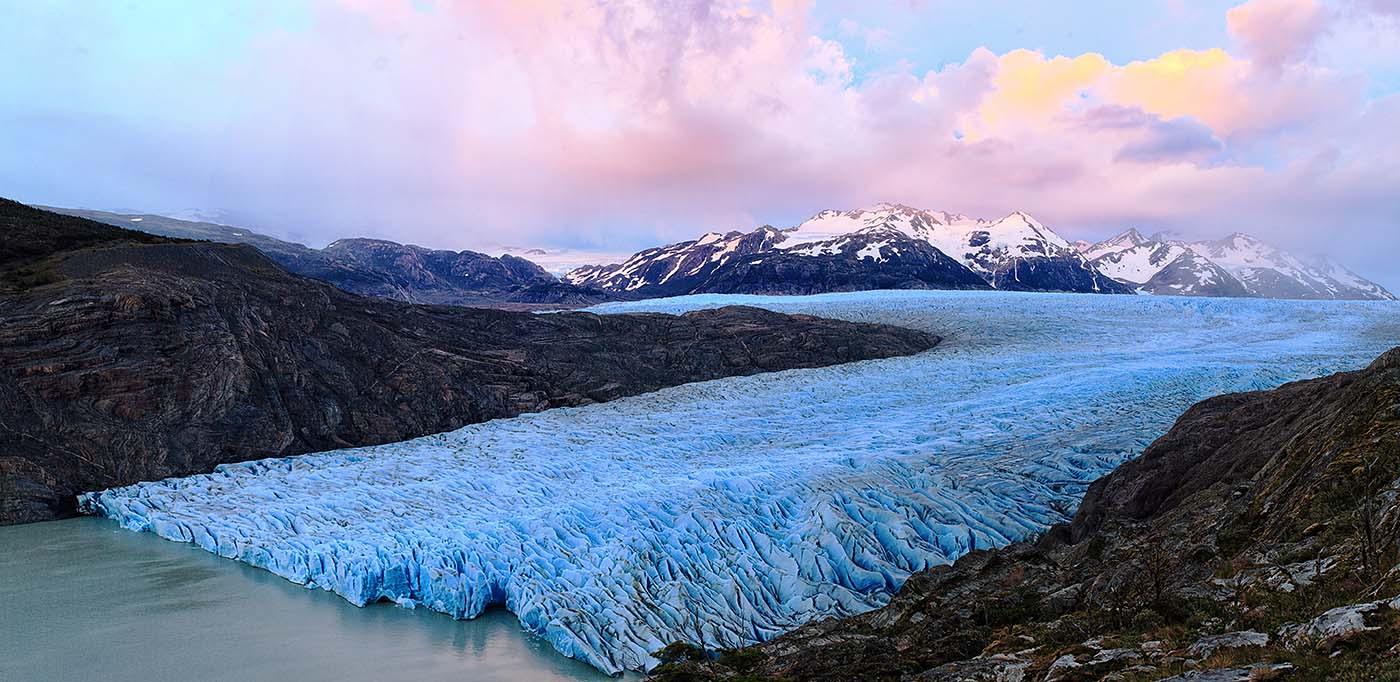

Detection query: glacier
xmin=78 ymin=290 xmax=1400 ymax=674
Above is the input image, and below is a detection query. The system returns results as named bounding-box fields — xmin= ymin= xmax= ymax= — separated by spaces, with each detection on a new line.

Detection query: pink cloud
xmin=1355 ymin=0 xmax=1400 ymax=18
xmin=1227 ymin=0 xmax=1331 ymax=70
xmin=91 ymin=0 xmax=1392 ymax=284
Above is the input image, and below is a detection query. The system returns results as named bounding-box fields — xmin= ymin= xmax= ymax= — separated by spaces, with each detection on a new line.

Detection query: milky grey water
xmin=0 ymin=517 xmax=618 ymax=682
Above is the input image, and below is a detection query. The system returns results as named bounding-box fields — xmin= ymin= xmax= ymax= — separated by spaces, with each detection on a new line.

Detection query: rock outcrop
xmin=0 ymin=199 xmax=940 ymax=524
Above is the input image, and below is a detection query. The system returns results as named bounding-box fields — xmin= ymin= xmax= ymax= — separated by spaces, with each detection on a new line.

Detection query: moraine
xmin=78 ymin=290 xmax=1400 ymax=674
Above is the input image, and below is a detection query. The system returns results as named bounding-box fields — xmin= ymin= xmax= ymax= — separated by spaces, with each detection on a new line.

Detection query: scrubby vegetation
xmin=0 ymin=197 xmax=182 ymax=289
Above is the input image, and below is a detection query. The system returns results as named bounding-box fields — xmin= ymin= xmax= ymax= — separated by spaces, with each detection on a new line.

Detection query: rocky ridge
xmin=44 ymin=206 xmax=613 ymax=308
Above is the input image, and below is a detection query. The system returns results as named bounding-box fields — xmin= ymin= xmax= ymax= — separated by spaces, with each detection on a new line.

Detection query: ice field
xmin=80 ymin=291 xmax=1400 ymax=674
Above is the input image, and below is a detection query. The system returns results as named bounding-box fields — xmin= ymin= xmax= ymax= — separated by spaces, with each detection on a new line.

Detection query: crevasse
xmin=79 ymin=290 xmax=1400 ymax=674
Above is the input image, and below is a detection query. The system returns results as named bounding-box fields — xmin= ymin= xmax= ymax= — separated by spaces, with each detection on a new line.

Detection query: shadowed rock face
xmin=0 ymin=200 xmax=940 ymax=525
xmin=985 ymin=255 xmax=1136 ymax=294
xmin=652 ymin=346 xmax=1400 ymax=681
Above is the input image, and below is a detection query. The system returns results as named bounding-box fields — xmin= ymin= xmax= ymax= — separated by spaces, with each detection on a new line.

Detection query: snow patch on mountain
xmin=1090 ymin=241 xmax=1192 ymax=285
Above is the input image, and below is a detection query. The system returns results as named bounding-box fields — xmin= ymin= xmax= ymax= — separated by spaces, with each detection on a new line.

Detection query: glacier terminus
xmin=78 ymin=290 xmax=1400 ymax=674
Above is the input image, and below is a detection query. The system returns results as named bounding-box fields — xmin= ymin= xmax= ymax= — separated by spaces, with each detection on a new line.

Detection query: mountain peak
xmin=866 ymin=202 xmax=923 ymax=215
xmin=995 ymin=210 xmax=1043 ymax=229
xmin=1102 ymin=228 xmax=1151 ymax=247
xmin=1221 ymin=231 xmax=1263 ymax=246
xmin=1079 ymin=228 xmax=1163 ymax=262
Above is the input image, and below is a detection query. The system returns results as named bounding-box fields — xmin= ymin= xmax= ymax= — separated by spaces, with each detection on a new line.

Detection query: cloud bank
xmin=0 ymin=0 xmax=1396 ymax=285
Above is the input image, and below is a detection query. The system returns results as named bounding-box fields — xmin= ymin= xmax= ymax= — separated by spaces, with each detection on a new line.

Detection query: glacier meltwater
xmin=78 ymin=291 xmax=1400 ymax=674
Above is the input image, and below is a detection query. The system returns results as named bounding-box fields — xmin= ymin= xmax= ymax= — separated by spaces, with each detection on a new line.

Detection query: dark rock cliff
xmin=0 ymin=200 xmax=940 ymax=524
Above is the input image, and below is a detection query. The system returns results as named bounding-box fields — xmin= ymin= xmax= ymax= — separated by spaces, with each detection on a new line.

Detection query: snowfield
xmin=79 ymin=291 xmax=1400 ymax=674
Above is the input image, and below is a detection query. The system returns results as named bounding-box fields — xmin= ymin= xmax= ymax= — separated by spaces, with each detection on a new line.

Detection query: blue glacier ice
xmin=78 ymin=290 xmax=1400 ymax=674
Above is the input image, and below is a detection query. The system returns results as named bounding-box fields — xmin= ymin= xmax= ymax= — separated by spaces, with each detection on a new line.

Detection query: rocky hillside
xmin=1 ymin=200 xmax=174 ymax=271
xmin=651 ymin=346 xmax=1400 ymax=681
xmin=0 ymin=200 xmax=940 ymax=524
xmin=45 ymin=206 xmax=613 ymax=308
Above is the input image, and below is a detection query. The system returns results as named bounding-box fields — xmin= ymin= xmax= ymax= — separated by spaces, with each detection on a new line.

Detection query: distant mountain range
xmin=47 ymin=204 xmax=1395 ymax=304
xmin=568 ymin=204 xmax=1395 ymax=301
xmin=1082 ymin=228 xmax=1395 ymax=300
xmin=44 ymin=207 xmax=613 ymax=309
xmin=566 ymin=204 xmax=1134 ymax=296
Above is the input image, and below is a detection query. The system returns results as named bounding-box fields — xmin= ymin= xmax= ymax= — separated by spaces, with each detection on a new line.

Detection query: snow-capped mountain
xmin=570 ymin=206 xmax=1392 ymax=301
xmin=1079 ymin=229 xmax=1394 ymax=300
xmin=1079 ymin=227 xmax=1157 ymax=261
xmin=1188 ymin=233 xmax=1395 ymax=301
xmin=1087 ymin=234 xmax=1191 ymax=284
xmin=1139 ymin=249 xmax=1253 ymax=297
xmin=567 ymin=204 xmax=1131 ymax=296
xmin=778 ymin=204 xmax=1131 ymax=293
xmin=1304 ymin=256 xmax=1398 ymax=301
xmin=692 ymin=227 xmax=993 ymax=295
xmin=566 ymin=228 xmax=788 ymax=296
xmin=1082 ymin=229 xmax=1250 ymax=297
xmin=567 ymin=222 xmax=990 ymax=296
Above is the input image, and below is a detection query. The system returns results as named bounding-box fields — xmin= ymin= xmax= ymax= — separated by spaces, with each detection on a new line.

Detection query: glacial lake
xmin=0 ymin=517 xmax=617 ymax=682
xmin=21 ymin=290 xmax=1400 ymax=677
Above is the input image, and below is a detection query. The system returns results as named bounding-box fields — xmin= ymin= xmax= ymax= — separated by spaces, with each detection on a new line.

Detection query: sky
xmin=1 ymin=0 xmax=1398 ymax=287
